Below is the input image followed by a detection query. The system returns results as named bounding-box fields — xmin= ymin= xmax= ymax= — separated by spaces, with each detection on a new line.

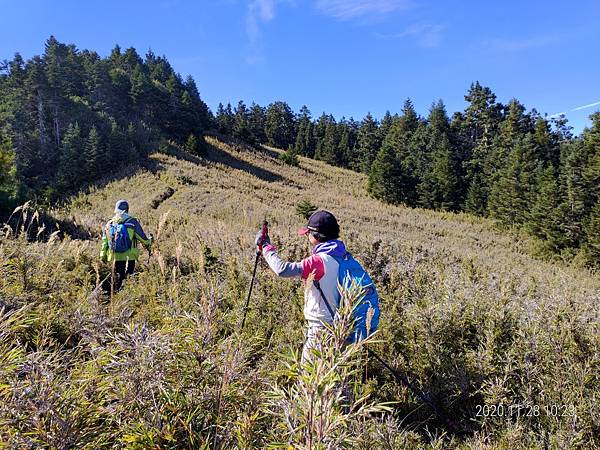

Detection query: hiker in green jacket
xmin=100 ymin=200 xmax=152 ymax=291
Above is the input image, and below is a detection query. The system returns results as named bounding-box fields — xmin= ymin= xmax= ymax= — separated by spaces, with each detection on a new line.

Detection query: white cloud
xmin=245 ymin=0 xmax=288 ymax=64
xmin=314 ymin=0 xmax=413 ymax=20
xmin=572 ymin=101 xmax=600 ymax=111
xmin=246 ymin=0 xmax=279 ymax=43
xmin=549 ymin=101 xmax=600 ymax=118
xmin=243 ymin=0 xmax=414 ymax=62
xmin=376 ymin=23 xmax=444 ymax=47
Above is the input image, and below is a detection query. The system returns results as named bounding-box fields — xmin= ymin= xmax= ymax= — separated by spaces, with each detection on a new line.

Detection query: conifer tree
xmin=526 ymin=165 xmax=562 ymax=251
xmin=355 ymin=113 xmax=380 ymax=173
xmin=488 ymin=136 xmax=539 ymax=225
xmin=315 ymin=117 xmax=340 ymax=165
xmin=583 ymin=200 xmax=600 ymax=266
xmin=294 ymin=106 xmax=314 ymax=157
xmin=216 ymin=102 xmax=235 ymax=134
xmin=185 ymin=134 xmax=197 ymax=153
xmin=378 ymin=111 xmax=394 ymax=143
xmin=368 ymin=144 xmax=400 ymax=204
xmin=0 ymin=131 xmax=17 ymax=210
xmin=533 ymin=116 xmax=559 ymax=166
xmin=582 ymin=112 xmax=600 ymax=210
xmin=368 ymin=142 xmax=414 ymax=205
xmin=233 ymin=100 xmax=254 ymax=143
xmin=556 ymin=140 xmax=589 ymax=248
xmin=84 ymin=126 xmax=101 ymax=180
xmin=265 ymin=101 xmax=295 ymax=149
xmin=462 ymin=82 xmax=502 ymax=213
xmin=58 ymin=122 xmax=85 ymax=190
xmin=249 ymin=103 xmax=267 ymax=144
xmin=418 ymin=134 xmax=460 ymax=210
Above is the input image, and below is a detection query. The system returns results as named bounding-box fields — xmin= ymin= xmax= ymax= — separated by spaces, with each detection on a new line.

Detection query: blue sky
xmin=1 ymin=0 xmax=599 ymax=134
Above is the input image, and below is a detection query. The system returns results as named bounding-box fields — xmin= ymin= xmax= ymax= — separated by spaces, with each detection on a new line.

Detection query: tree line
xmin=0 ymin=36 xmax=211 ymax=207
xmin=215 ymin=87 xmax=600 ymax=266
xmin=1 ymin=38 xmax=598 ymax=266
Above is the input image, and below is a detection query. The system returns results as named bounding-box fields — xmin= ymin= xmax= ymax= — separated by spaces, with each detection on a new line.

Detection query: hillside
xmin=1 ymin=136 xmax=599 ymax=448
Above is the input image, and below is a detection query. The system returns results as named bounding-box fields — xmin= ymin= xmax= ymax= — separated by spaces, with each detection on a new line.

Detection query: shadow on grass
xmin=3 ymin=210 xmax=97 ymax=242
xmin=204 ymin=140 xmax=285 ymax=183
xmin=161 ymin=136 xmax=286 ymax=183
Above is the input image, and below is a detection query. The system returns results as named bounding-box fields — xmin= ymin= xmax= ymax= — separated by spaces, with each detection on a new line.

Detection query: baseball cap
xmin=298 ymin=210 xmax=340 ymax=239
xmin=114 ymin=199 xmax=129 ymax=213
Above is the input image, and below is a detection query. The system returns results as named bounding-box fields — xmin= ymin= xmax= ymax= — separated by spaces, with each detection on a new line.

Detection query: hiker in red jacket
xmin=256 ymin=210 xmax=380 ymax=361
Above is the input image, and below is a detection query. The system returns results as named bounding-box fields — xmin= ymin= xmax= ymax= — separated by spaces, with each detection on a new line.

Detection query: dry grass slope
xmin=1 ymin=136 xmax=598 ymax=448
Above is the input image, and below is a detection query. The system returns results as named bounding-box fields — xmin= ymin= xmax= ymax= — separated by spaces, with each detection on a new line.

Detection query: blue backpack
xmin=334 ymin=253 xmax=380 ymax=343
xmin=314 ymin=252 xmax=381 ymax=343
xmin=107 ymin=219 xmax=134 ymax=253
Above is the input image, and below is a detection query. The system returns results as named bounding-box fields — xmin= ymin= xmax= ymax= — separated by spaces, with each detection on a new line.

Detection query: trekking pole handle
xmin=257 ymin=220 xmax=269 ymax=255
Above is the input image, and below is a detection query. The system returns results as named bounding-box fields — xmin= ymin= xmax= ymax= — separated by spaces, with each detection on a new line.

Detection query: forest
xmin=1 ymin=37 xmax=599 ymax=448
xmin=1 ymin=37 xmax=599 ymax=266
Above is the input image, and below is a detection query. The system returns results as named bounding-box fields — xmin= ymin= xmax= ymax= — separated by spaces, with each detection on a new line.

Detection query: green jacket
xmin=100 ymin=213 xmax=151 ymax=262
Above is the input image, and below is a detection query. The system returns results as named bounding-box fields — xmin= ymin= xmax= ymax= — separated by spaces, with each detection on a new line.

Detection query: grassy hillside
xmin=1 ymin=136 xmax=598 ymax=448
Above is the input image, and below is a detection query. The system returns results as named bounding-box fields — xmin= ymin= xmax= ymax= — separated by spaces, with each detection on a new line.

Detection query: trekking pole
xmin=367 ymin=348 xmax=458 ymax=433
xmin=313 ymin=281 xmax=458 ymax=433
xmin=146 ymin=233 xmax=153 ymax=265
xmin=240 ymin=221 xmax=268 ymax=331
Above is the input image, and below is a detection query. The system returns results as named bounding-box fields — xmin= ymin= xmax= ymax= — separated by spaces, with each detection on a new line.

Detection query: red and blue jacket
xmin=262 ymin=239 xmax=348 ymax=325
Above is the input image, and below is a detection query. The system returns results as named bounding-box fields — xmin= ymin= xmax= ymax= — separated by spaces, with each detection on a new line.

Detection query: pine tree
xmin=216 ymin=102 xmax=235 ymax=134
xmin=265 ymin=101 xmax=295 ymax=149
xmin=418 ymin=134 xmax=460 ymax=211
xmin=233 ymin=100 xmax=254 ymax=143
xmin=582 ymin=112 xmax=600 ymax=210
xmin=488 ymin=136 xmax=539 ymax=225
xmin=462 ymin=82 xmax=502 ymax=213
xmin=386 ymin=99 xmax=420 ymax=171
xmin=378 ymin=111 xmax=394 ymax=143
xmin=315 ymin=117 xmax=340 ymax=165
xmin=249 ymin=103 xmax=267 ymax=144
xmin=294 ymin=106 xmax=314 ymax=157
xmin=336 ymin=118 xmax=356 ymax=168
xmin=533 ymin=116 xmax=559 ymax=166
xmin=526 ymin=165 xmax=562 ymax=251
xmin=129 ymin=64 xmax=148 ymax=108
xmin=185 ymin=134 xmax=200 ymax=155
xmin=355 ymin=113 xmax=380 ymax=173
xmin=368 ymin=143 xmax=413 ymax=205
xmin=583 ymin=200 xmax=600 ymax=267
xmin=107 ymin=120 xmax=126 ymax=168
xmin=556 ymin=140 xmax=588 ymax=248
xmin=0 ymin=131 xmax=17 ymax=210
xmin=296 ymin=199 xmax=318 ymax=220
xmin=58 ymin=122 xmax=85 ymax=190
xmin=84 ymin=126 xmax=101 ymax=180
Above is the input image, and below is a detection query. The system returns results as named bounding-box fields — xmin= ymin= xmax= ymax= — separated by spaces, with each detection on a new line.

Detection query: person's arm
xmin=99 ymin=225 xmax=109 ymax=261
xmin=261 ymin=244 xmax=303 ymax=278
xmin=261 ymin=244 xmax=326 ymax=281
xmin=131 ymin=219 xmax=151 ymax=247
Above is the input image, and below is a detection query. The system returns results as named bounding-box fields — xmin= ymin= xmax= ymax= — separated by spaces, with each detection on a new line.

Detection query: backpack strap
xmin=313 ymin=280 xmax=337 ymax=320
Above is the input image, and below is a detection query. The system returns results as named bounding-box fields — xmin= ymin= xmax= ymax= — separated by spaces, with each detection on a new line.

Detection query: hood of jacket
xmin=312 ymin=239 xmax=347 ymax=258
xmin=111 ymin=212 xmax=131 ymax=224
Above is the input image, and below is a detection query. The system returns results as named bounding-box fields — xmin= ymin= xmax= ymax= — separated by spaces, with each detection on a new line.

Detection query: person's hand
xmin=255 ymin=230 xmax=270 ymax=250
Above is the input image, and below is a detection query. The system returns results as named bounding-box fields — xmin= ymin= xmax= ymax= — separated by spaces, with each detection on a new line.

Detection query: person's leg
xmin=114 ymin=261 xmax=127 ymax=291
xmin=125 ymin=260 xmax=136 ymax=276
xmin=301 ymin=322 xmax=325 ymax=364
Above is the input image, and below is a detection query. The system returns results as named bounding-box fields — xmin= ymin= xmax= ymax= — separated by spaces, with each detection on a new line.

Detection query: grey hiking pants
xmin=301 ymin=321 xmax=327 ymax=363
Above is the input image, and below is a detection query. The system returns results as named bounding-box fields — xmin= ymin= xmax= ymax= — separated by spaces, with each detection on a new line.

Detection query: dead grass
xmin=0 ymin=136 xmax=598 ymax=448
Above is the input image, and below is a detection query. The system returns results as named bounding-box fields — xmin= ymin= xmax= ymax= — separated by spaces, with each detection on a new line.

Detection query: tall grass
xmin=0 ymin=136 xmax=598 ymax=448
